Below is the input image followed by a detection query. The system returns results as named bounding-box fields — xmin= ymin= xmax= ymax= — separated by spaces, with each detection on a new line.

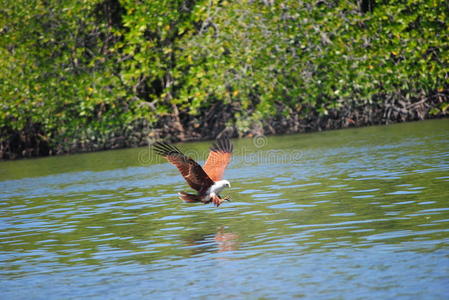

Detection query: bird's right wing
xmin=203 ymin=137 xmax=233 ymax=182
xmin=153 ymin=142 xmax=214 ymax=193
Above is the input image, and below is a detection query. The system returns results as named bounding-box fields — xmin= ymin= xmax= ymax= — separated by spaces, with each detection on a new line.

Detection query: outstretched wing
xmin=203 ymin=137 xmax=233 ymax=182
xmin=153 ymin=142 xmax=214 ymax=193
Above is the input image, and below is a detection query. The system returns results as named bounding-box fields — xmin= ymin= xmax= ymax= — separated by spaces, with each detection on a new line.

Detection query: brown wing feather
xmin=203 ymin=137 xmax=233 ymax=182
xmin=153 ymin=142 xmax=214 ymax=193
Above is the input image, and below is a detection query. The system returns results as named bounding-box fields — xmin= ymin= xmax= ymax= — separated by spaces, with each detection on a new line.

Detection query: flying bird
xmin=153 ymin=137 xmax=233 ymax=207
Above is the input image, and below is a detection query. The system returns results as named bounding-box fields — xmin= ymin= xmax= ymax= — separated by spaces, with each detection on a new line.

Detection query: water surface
xmin=1 ymin=119 xmax=449 ymax=299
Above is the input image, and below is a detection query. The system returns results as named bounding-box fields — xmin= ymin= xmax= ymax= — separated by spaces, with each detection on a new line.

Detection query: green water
xmin=1 ymin=119 xmax=449 ymax=299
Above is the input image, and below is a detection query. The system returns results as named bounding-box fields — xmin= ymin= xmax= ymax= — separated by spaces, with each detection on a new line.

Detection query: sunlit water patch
xmin=1 ymin=119 xmax=449 ymax=299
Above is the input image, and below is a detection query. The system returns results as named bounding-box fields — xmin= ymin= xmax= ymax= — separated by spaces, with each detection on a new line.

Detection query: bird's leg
xmin=212 ymin=195 xmax=223 ymax=207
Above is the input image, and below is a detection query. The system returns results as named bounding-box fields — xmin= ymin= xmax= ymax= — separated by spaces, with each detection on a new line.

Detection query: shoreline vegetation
xmin=1 ymin=0 xmax=448 ymax=160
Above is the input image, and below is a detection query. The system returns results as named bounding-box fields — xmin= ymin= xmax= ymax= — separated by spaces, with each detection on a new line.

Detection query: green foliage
xmin=0 ymin=0 xmax=447 ymax=158
xmin=178 ymin=0 xmax=448 ymax=122
xmin=0 ymin=0 xmax=130 ymax=153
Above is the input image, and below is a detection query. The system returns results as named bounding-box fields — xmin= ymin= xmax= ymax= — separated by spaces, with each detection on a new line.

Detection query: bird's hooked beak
xmin=227 ymin=183 xmax=231 ymax=188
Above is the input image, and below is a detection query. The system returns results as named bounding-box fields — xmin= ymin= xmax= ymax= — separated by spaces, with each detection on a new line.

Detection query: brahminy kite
xmin=153 ymin=137 xmax=233 ymax=207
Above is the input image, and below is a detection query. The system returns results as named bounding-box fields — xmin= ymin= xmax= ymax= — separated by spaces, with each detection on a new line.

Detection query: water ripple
xmin=1 ymin=120 xmax=449 ymax=299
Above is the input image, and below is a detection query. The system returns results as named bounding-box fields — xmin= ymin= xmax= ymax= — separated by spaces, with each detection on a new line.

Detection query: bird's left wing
xmin=203 ymin=137 xmax=233 ymax=182
xmin=153 ymin=142 xmax=214 ymax=193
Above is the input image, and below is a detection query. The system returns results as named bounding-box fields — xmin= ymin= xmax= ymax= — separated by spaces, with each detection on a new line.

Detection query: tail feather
xmin=178 ymin=192 xmax=202 ymax=203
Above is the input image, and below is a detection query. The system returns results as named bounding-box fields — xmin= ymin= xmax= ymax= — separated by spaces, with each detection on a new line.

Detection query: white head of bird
xmin=210 ymin=180 xmax=231 ymax=194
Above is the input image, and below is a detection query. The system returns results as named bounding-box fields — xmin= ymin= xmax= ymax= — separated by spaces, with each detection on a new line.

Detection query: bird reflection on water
xmin=183 ymin=226 xmax=239 ymax=256
xmin=214 ymin=227 xmax=239 ymax=253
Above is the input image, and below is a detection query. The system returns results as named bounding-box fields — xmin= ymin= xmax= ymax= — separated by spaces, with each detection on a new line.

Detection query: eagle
xmin=153 ymin=137 xmax=233 ymax=207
